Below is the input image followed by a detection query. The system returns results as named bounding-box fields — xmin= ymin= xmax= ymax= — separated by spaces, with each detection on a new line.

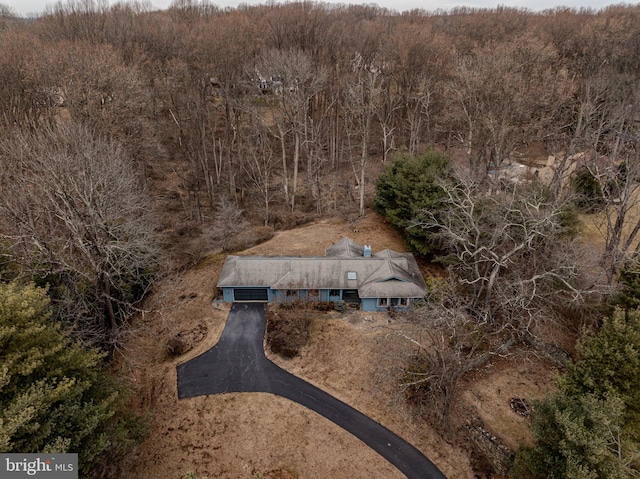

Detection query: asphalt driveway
xmin=177 ymin=302 xmax=447 ymax=479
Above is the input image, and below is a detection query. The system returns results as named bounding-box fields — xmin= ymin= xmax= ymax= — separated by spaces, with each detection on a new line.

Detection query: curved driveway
xmin=177 ymin=302 xmax=447 ymax=479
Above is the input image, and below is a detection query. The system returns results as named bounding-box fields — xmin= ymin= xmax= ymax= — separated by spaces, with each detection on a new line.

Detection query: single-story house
xmin=216 ymin=238 xmax=427 ymax=312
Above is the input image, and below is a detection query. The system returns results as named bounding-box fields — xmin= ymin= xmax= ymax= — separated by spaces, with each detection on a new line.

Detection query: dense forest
xmin=2 ymin=0 xmax=640 ymax=477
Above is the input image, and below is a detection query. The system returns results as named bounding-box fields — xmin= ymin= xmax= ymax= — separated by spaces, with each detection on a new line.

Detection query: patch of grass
xmin=226 ymin=226 xmax=275 ymax=252
xmin=251 ymin=467 xmax=298 ymax=479
xmin=195 ymin=253 xmax=225 ymax=270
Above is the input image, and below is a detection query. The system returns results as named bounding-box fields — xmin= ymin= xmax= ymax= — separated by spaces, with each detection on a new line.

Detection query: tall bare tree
xmin=385 ymin=24 xmax=451 ymax=154
xmin=343 ymin=63 xmax=383 ymax=216
xmin=445 ymin=35 xmax=571 ymax=179
xmin=580 ymin=112 xmax=640 ymax=282
xmin=0 ymin=123 xmax=158 ymax=347
xmin=422 ymin=179 xmax=590 ymax=334
xmin=240 ymin=124 xmax=277 ymax=225
xmin=19 ymin=39 xmax=159 ymax=165
xmin=254 ymin=48 xmax=327 ymax=211
xmin=561 ymin=69 xmax=640 ymax=283
xmin=0 ymin=31 xmax=51 ymax=128
xmin=39 ymin=0 xmax=110 ymax=43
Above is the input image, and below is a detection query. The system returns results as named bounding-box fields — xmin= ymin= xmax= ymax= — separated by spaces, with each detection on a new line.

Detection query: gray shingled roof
xmin=217 ymin=238 xmax=427 ymax=299
xmin=324 ymin=237 xmax=364 ymax=257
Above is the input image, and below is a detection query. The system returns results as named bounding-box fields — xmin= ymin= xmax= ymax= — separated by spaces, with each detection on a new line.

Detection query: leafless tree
xmin=389 ymin=25 xmax=451 ymax=153
xmin=168 ymin=0 xmax=219 ymax=23
xmin=302 ymin=108 xmax=333 ymax=214
xmin=0 ymin=3 xmax=17 ymax=33
xmin=393 ymin=178 xmax=601 ymax=431
xmin=419 ymin=178 xmax=592 ymax=334
xmin=254 ymin=48 xmax=327 ymax=212
xmin=19 ymin=39 xmax=159 ymax=166
xmin=240 ymin=124 xmax=278 ymax=226
xmin=207 ymin=198 xmax=249 ymax=252
xmin=40 ymin=0 xmax=110 ymax=43
xmin=558 ymin=69 xmax=640 ymax=283
xmin=163 ymin=58 xmax=220 ymax=221
xmin=0 ymin=122 xmax=158 ymax=347
xmin=193 ymin=13 xmax=260 ymax=203
xmin=0 ymin=31 xmax=43 ymax=128
xmin=376 ymin=92 xmax=400 ymax=164
xmin=444 ymin=35 xmax=572 ymax=179
xmin=343 ymin=63 xmax=383 ymax=216
xmin=385 ymin=283 xmax=514 ymax=433
xmin=372 ymin=55 xmax=401 ymax=163
xmin=583 ymin=141 xmax=640 ymax=284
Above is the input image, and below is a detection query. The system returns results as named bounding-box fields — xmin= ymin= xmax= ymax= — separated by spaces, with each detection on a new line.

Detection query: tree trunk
xmin=99 ymin=273 xmax=117 ymax=336
xmin=278 ymin=124 xmax=290 ymax=206
xmin=359 ymin=130 xmax=368 ymax=217
xmin=223 ymin=95 xmax=236 ymax=201
xmin=291 ymin=130 xmax=300 ymax=212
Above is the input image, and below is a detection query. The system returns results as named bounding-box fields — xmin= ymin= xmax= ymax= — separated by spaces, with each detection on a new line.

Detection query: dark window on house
xmin=329 ymin=289 xmax=340 ymax=297
xmin=378 ymin=297 xmax=388 ymax=307
xmin=286 ymin=289 xmax=298 ymax=298
xmin=400 ymin=298 xmax=408 ymax=306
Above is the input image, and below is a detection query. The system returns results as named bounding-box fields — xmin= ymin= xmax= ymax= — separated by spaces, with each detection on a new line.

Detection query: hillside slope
xmin=121 ymin=214 xmax=554 ymax=479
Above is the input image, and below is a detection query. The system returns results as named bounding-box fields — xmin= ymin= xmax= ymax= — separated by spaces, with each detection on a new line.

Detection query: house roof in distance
xmin=217 ymin=238 xmax=427 ymax=299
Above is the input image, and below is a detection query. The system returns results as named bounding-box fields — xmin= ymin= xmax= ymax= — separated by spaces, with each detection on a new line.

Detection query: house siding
xmin=222 ymin=286 xmax=418 ymax=310
xmin=222 ymin=287 xmax=234 ymax=302
xmin=362 ymin=298 xmax=412 ymax=312
xmin=361 ymin=298 xmax=378 ymax=312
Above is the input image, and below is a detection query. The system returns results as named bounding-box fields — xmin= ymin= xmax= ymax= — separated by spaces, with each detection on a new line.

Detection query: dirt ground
xmin=120 ymin=213 xmax=556 ymax=479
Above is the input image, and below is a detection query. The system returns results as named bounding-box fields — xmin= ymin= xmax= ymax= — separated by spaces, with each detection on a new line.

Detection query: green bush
xmin=572 ymin=166 xmax=604 ymax=212
xmin=373 ymin=150 xmax=454 ymax=257
xmin=512 ymin=309 xmax=640 ymax=478
xmin=613 ymin=263 xmax=640 ymax=316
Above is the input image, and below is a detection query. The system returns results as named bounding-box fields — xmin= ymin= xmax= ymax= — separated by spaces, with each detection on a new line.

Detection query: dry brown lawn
xmin=119 ymin=213 xmax=555 ymax=479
